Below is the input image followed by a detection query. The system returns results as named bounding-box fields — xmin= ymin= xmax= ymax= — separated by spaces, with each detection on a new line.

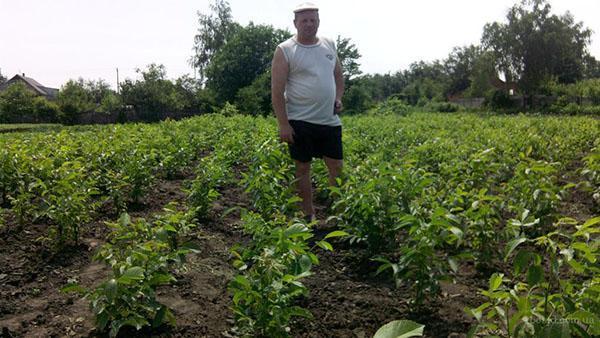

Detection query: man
xmin=271 ymin=2 xmax=345 ymax=222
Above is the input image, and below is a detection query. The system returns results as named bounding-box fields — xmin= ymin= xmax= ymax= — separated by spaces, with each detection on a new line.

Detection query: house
xmin=490 ymin=76 xmax=518 ymax=96
xmin=0 ymin=74 xmax=59 ymax=100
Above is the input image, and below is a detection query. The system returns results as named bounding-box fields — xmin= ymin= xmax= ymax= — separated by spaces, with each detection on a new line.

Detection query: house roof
xmin=1 ymin=74 xmax=59 ymax=98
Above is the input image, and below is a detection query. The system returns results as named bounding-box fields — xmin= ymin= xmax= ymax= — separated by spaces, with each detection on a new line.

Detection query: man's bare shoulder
xmin=278 ymin=36 xmax=297 ymax=49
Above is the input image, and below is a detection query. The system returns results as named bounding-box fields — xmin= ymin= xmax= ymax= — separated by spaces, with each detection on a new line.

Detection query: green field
xmin=0 ymin=112 xmax=598 ymax=337
xmin=0 ymin=123 xmax=62 ymax=133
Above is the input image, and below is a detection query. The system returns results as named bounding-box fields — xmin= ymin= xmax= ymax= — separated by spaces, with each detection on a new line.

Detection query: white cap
xmin=294 ymin=2 xmax=319 ymax=13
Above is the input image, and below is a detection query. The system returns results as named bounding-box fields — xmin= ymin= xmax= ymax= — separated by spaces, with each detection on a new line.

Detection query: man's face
xmin=294 ymin=10 xmax=319 ymax=38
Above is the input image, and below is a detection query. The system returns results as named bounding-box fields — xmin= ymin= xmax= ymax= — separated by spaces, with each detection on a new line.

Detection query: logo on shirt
xmin=326 ymin=54 xmax=334 ymax=60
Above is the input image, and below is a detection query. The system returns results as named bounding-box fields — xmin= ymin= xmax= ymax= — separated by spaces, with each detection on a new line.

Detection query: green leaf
xmin=61 ymin=283 xmax=87 ymax=295
xmin=533 ymin=321 xmax=571 ymax=338
xmin=324 ymin=230 xmax=349 ymax=239
xmin=233 ymin=275 xmax=250 ymax=289
xmin=513 ymin=250 xmax=532 ymax=275
xmin=567 ymin=310 xmax=600 ymax=335
xmin=447 ymin=226 xmax=464 ymax=241
xmin=373 ymin=320 xmax=425 ymax=338
xmin=289 ymin=306 xmax=313 ymax=319
xmin=468 ymin=302 xmax=491 ymax=321
xmin=505 ymin=237 xmax=528 ymax=261
xmin=284 ymin=223 xmax=308 ymax=238
xmin=571 ymin=242 xmax=596 ymax=263
xmin=152 ymin=306 xmax=167 ymax=328
xmin=448 ymin=258 xmax=458 ymax=273
xmin=375 ymin=260 xmax=392 ymax=276
xmin=567 ymin=259 xmax=585 ymax=274
xmin=96 ymin=311 xmax=110 ymax=330
xmin=297 ymin=254 xmax=313 ymax=273
xmin=527 ymin=265 xmax=544 ymax=286
xmin=162 ymin=224 xmax=177 ymax=232
xmin=316 ymin=240 xmax=334 ymax=251
xmin=148 ymin=273 xmax=175 ymax=286
xmin=104 ymin=279 xmax=118 ymax=300
xmin=117 ymin=267 xmax=144 ymax=284
xmin=489 ymin=273 xmax=504 ymax=291
xmin=582 ymin=216 xmax=600 ymax=229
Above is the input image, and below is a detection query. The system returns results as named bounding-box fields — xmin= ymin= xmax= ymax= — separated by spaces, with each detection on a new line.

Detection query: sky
xmin=1 ymin=0 xmax=599 ymax=89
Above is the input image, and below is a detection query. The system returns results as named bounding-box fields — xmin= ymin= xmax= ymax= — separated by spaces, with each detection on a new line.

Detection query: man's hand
xmin=279 ymin=123 xmax=295 ymax=144
xmin=334 ymin=99 xmax=343 ymax=114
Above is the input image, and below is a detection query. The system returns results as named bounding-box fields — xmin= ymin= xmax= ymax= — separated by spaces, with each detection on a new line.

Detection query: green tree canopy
xmin=190 ymin=0 xmax=239 ymax=84
xmin=58 ymin=79 xmax=96 ymax=124
xmin=205 ymin=23 xmax=291 ymax=104
xmin=120 ymin=64 xmax=213 ymax=121
xmin=120 ymin=64 xmax=180 ymax=121
xmin=444 ymin=45 xmax=483 ymax=97
xmin=482 ymin=0 xmax=592 ymax=94
xmin=336 ymin=35 xmax=362 ymax=83
xmin=401 ymin=61 xmax=448 ymax=104
xmin=0 ymin=82 xmax=36 ymax=122
xmin=465 ymin=51 xmax=497 ymax=98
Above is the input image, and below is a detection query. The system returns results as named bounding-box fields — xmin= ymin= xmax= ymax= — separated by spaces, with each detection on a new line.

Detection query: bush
xmin=220 ymin=102 xmax=240 ymax=116
xmin=343 ymin=84 xmax=374 ymax=114
xmin=422 ymin=101 xmax=461 ymax=113
xmin=196 ymin=88 xmax=218 ymax=114
xmin=368 ymin=97 xmax=410 ymax=116
xmin=32 ymin=97 xmax=60 ymax=122
xmin=0 ymin=82 xmax=36 ymax=122
xmin=558 ymin=103 xmax=600 ymax=115
xmin=486 ymin=89 xmax=515 ymax=109
xmin=235 ymin=72 xmax=271 ymax=116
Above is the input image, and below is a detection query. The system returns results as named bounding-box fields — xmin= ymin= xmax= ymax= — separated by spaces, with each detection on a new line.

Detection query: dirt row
xmin=6 ymin=167 xmax=594 ymax=337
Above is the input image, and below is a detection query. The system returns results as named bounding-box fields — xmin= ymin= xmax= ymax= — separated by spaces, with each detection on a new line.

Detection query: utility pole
xmin=116 ymin=67 xmax=120 ymax=94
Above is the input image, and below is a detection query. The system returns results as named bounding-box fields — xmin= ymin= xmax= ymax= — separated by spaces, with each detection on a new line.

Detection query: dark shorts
xmin=288 ymin=120 xmax=343 ymax=163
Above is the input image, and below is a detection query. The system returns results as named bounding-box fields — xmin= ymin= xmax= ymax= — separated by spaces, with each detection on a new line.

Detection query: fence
xmin=452 ymin=95 xmax=596 ymax=109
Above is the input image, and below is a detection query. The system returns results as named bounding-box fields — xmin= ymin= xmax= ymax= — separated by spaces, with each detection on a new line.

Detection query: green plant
xmin=331 ymin=163 xmax=432 ymax=253
xmin=64 ymin=210 xmax=197 ymax=337
xmin=45 ymin=161 xmax=99 ymax=247
xmin=230 ymin=212 xmax=346 ymax=337
xmin=373 ymin=320 xmax=425 ymax=338
xmin=241 ymin=139 xmax=299 ymax=218
xmin=367 ymin=97 xmax=410 ymax=116
xmin=581 ymin=147 xmax=600 ymax=208
xmin=506 ymin=158 xmax=566 ymax=230
xmin=186 ymin=157 xmax=223 ymax=220
xmin=468 ymin=217 xmax=600 ymax=337
xmin=375 ymin=209 xmax=460 ymax=308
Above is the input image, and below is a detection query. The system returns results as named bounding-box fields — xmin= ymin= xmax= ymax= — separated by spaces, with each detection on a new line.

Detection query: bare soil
xmin=0 ymin=169 xmax=594 ymax=338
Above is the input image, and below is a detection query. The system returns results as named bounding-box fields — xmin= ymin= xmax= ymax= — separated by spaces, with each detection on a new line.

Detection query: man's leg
xmin=295 ymin=160 xmax=314 ymax=217
xmin=323 ymin=156 xmax=343 ymax=187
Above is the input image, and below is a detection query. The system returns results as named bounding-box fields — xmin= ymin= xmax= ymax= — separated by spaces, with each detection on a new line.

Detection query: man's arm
xmin=334 ymin=58 xmax=345 ymax=114
xmin=271 ymin=47 xmax=294 ymax=143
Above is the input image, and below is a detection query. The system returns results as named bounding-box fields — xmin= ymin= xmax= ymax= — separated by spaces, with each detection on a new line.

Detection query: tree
xmin=336 ymin=36 xmax=362 ymax=83
xmin=58 ymin=79 xmax=95 ymax=124
xmin=0 ymin=69 xmax=6 ymax=84
xmin=583 ymin=55 xmax=600 ymax=79
xmin=235 ymin=71 xmax=271 ymax=116
xmin=0 ymin=82 xmax=36 ymax=122
xmin=465 ymin=51 xmax=497 ymax=97
xmin=444 ymin=45 xmax=483 ymax=97
xmin=83 ymin=79 xmax=112 ymax=106
xmin=190 ymin=0 xmax=239 ymax=84
xmin=32 ymin=96 xmax=60 ymax=122
xmin=482 ymin=0 xmax=592 ymax=95
xmin=120 ymin=64 xmax=180 ymax=121
xmin=205 ymin=23 xmax=291 ymax=104
xmin=342 ymin=82 xmax=374 ymax=114
xmin=401 ymin=61 xmax=448 ymax=104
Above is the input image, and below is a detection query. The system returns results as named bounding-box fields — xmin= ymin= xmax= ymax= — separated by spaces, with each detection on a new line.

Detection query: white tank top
xmin=278 ymin=36 xmax=341 ymax=127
